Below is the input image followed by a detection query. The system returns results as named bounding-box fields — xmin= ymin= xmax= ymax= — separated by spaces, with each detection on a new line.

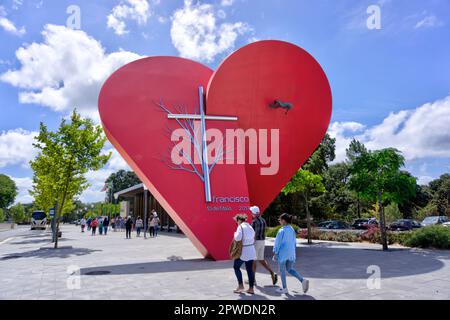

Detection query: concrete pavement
xmin=0 ymin=224 xmax=449 ymax=300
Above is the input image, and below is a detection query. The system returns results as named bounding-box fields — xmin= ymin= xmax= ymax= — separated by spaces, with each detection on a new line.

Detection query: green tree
xmin=30 ymin=110 xmax=110 ymax=248
xmin=346 ymin=139 xmax=369 ymax=218
xmin=105 ymin=170 xmax=141 ymax=202
xmin=384 ymin=203 xmax=403 ymax=223
xmin=283 ymin=169 xmax=326 ymax=244
xmin=398 ymin=176 xmax=432 ymax=218
xmin=0 ymin=208 xmax=5 ymax=222
xmin=303 ymin=134 xmax=336 ymax=175
xmin=10 ymin=203 xmax=25 ymax=224
xmin=346 ymin=138 xmax=368 ymax=163
xmin=428 ymin=174 xmax=450 ymax=215
xmin=349 ymin=148 xmax=417 ymax=250
xmin=320 ymin=163 xmax=357 ymax=220
xmin=0 ymin=174 xmax=17 ymax=209
xmin=266 ymin=134 xmax=335 ymax=223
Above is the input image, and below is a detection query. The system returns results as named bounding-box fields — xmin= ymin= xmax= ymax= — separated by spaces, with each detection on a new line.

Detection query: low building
xmin=114 ymin=183 xmax=178 ymax=232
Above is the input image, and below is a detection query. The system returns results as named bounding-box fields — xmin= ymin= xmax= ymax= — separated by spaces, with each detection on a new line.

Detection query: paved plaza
xmin=0 ymin=225 xmax=450 ymax=300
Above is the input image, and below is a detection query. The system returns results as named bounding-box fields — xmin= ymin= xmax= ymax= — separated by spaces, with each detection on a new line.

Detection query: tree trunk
xmin=305 ymin=192 xmax=312 ymax=245
xmin=54 ymin=165 xmax=72 ymax=249
xmin=378 ymin=191 xmax=388 ymax=251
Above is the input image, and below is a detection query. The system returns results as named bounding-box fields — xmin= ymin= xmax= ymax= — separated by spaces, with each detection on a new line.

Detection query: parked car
xmin=389 ymin=219 xmax=422 ymax=231
xmin=352 ymin=218 xmax=379 ymax=230
xmin=318 ymin=220 xmax=351 ymax=230
xmin=421 ymin=216 xmax=449 ymax=227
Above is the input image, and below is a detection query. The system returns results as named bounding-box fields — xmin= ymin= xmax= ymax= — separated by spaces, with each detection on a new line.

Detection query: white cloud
xmin=12 ymin=0 xmax=24 ymax=10
xmin=170 ymin=0 xmax=251 ymax=63
xmin=221 ymin=0 xmax=234 ymax=7
xmin=0 ymin=24 xmax=142 ymax=120
xmin=10 ymin=176 xmax=33 ymax=204
xmin=0 ymin=129 xmax=37 ymax=168
xmin=417 ymin=176 xmax=434 ymax=186
xmin=107 ymin=0 xmax=152 ymax=35
xmin=415 ymin=15 xmax=444 ymax=29
xmin=329 ymin=96 xmax=450 ymax=163
xmin=0 ymin=6 xmax=26 ymax=36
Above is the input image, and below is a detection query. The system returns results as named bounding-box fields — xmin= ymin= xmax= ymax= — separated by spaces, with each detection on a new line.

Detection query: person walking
xmin=98 ymin=216 xmax=104 ymax=235
xmin=250 ymin=206 xmax=278 ymax=286
xmin=153 ymin=212 xmax=160 ymax=236
xmin=103 ymin=216 xmax=109 ymax=235
xmin=80 ymin=217 xmax=86 ymax=233
xmin=125 ymin=216 xmax=133 ymax=239
xmin=87 ymin=218 xmax=92 ymax=231
xmin=149 ymin=211 xmax=160 ymax=237
xmin=120 ymin=217 xmax=125 ymax=232
xmin=273 ymin=213 xmax=309 ymax=294
xmin=135 ymin=217 xmax=143 ymax=237
xmin=232 ymin=214 xmax=256 ymax=295
xmin=91 ymin=217 xmax=98 ymax=236
xmin=111 ymin=217 xmax=116 ymax=232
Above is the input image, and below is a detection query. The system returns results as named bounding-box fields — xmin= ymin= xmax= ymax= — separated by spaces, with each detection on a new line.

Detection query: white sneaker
xmin=275 ymin=288 xmax=288 ymax=294
xmin=302 ymin=279 xmax=310 ymax=294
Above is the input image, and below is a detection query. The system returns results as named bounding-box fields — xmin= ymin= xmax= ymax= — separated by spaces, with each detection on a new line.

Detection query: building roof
xmin=114 ymin=183 xmax=144 ymax=199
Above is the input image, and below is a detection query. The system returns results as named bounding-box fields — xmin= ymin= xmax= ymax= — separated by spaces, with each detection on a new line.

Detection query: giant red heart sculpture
xmin=98 ymin=41 xmax=332 ymax=260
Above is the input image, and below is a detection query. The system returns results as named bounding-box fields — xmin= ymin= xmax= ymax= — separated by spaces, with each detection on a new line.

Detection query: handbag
xmin=229 ymin=225 xmax=244 ymax=260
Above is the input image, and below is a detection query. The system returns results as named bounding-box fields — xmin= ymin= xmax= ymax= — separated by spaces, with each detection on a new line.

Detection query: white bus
xmin=31 ymin=211 xmax=47 ymax=230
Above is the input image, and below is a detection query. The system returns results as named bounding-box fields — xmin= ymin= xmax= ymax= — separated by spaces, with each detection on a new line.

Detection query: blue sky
xmin=0 ymin=0 xmax=449 ymax=203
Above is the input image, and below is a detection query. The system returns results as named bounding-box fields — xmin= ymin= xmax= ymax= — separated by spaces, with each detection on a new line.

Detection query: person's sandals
xmin=233 ymin=287 xmax=245 ymax=294
xmin=246 ymin=289 xmax=255 ymax=295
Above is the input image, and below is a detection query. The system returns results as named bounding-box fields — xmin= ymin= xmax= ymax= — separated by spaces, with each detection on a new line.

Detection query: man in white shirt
xmin=250 ymin=206 xmax=278 ymax=285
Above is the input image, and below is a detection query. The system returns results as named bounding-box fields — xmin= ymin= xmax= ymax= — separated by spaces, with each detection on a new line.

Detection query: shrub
xmin=266 ymin=224 xmax=300 ymax=238
xmin=297 ymin=228 xmax=359 ymax=243
xmin=404 ymin=226 xmax=450 ymax=249
xmin=360 ymin=226 xmax=415 ymax=245
xmin=360 ymin=226 xmax=380 ymax=243
xmin=298 ymin=227 xmax=322 ymax=240
xmin=388 ymin=231 xmax=414 ymax=246
xmin=334 ymin=232 xmax=360 ymax=242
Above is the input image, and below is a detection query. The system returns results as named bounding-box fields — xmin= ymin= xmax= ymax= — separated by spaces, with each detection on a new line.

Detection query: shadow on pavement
xmin=10 ymin=237 xmax=71 ymax=245
xmin=291 ymin=245 xmax=448 ymax=279
xmin=81 ymin=258 xmax=231 ymax=275
xmin=0 ymin=247 xmax=102 ymax=260
xmin=255 ymin=285 xmax=316 ymax=300
xmin=80 ymin=244 xmax=448 ymax=280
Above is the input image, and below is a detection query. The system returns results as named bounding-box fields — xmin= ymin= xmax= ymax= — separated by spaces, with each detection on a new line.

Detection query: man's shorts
xmin=254 ymin=240 xmax=266 ymax=261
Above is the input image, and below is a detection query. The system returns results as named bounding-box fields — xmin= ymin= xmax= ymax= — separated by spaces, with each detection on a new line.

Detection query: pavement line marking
xmin=0 ymin=237 xmax=16 ymax=245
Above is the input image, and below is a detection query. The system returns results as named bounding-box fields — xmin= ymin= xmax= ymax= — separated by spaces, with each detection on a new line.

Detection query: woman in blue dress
xmin=273 ymin=213 xmax=309 ymax=294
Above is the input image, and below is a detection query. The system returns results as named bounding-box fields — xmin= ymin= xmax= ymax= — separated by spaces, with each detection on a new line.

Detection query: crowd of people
xmin=78 ymin=209 xmax=161 ymax=238
xmin=77 ymin=205 xmax=308 ymax=296
xmin=232 ymin=206 xmax=309 ymax=295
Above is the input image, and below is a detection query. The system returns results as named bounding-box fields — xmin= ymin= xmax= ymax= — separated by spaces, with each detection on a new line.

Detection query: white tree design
xmin=156 ymin=99 xmax=231 ymax=184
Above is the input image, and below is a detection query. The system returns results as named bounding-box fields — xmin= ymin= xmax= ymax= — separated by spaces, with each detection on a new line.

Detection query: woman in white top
xmin=233 ymin=214 xmax=256 ymax=295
